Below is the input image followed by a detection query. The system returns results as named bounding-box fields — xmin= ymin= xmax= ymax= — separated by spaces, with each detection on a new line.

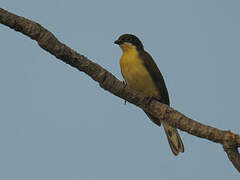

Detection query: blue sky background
xmin=1 ymin=0 xmax=240 ymax=179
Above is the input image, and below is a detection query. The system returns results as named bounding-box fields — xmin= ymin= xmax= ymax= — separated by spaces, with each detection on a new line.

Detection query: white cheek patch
xmin=120 ymin=42 xmax=136 ymax=51
xmin=124 ymin=42 xmax=135 ymax=48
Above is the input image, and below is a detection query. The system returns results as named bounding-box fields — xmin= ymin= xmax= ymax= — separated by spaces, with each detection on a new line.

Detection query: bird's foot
xmin=122 ymin=81 xmax=127 ymax=105
xmin=145 ymin=96 xmax=161 ymax=105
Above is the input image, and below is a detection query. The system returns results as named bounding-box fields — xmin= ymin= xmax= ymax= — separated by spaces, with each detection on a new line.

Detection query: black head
xmin=114 ymin=34 xmax=144 ymax=50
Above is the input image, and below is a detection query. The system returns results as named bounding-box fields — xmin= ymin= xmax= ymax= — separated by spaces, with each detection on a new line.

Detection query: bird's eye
xmin=126 ymin=37 xmax=132 ymax=41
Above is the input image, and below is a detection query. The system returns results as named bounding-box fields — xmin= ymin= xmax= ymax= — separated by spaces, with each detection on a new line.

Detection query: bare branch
xmin=0 ymin=8 xmax=239 ymax=172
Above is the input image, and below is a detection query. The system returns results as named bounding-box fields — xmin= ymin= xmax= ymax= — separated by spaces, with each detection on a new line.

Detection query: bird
xmin=114 ymin=34 xmax=184 ymax=155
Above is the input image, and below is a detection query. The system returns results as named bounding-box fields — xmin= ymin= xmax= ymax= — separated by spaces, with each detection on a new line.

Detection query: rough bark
xmin=0 ymin=8 xmax=239 ymax=172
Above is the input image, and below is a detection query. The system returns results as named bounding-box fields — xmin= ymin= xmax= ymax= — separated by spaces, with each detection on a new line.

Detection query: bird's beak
xmin=114 ymin=39 xmax=122 ymax=45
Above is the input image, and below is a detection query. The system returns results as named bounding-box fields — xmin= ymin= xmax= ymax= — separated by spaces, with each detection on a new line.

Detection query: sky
xmin=1 ymin=0 xmax=240 ymax=179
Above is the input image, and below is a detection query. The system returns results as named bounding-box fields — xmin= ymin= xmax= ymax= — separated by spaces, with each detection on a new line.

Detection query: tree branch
xmin=0 ymin=8 xmax=239 ymax=172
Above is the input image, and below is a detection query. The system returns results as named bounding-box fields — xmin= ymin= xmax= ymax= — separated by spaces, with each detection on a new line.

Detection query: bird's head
xmin=114 ymin=34 xmax=144 ymax=51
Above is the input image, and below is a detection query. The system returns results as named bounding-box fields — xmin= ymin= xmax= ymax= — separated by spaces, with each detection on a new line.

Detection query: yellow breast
xmin=120 ymin=48 xmax=159 ymax=97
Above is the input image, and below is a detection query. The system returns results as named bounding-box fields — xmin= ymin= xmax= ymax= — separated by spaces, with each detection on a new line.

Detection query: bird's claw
xmin=145 ymin=96 xmax=161 ymax=105
xmin=122 ymin=81 xmax=127 ymax=105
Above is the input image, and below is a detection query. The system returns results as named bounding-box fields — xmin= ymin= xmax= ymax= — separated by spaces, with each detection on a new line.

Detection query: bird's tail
xmin=144 ymin=111 xmax=184 ymax=155
xmin=162 ymin=121 xmax=184 ymax=156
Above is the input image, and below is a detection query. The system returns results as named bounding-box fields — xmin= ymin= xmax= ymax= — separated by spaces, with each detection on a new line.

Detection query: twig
xmin=0 ymin=8 xmax=239 ymax=172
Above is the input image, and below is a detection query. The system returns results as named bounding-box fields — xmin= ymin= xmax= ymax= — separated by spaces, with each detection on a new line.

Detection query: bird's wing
xmin=139 ymin=50 xmax=170 ymax=105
